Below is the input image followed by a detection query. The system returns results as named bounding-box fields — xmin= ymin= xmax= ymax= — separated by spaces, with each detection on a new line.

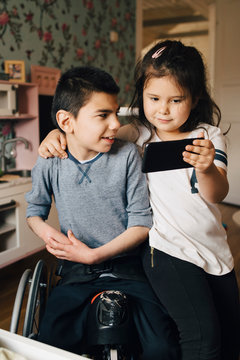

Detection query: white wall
xmin=214 ymin=0 xmax=240 ymax=205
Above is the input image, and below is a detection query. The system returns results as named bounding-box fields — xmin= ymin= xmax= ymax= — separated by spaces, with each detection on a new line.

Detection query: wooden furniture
xmin=0 ymin=80 xmax=60 ymax=267
xmin=31 ymin=65 xmax=61 ymax=96
xmin=0 ymin=180 xmax=59 ymax=268
xmin=31 ymin=65 xmax=61 ymax=141
xmin=0 ymin=80 xmax=39 ymax=170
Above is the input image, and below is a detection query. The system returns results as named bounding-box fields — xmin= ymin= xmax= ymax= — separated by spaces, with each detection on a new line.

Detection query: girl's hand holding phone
xmin=183 ymin=132 xmax=215 ymax=173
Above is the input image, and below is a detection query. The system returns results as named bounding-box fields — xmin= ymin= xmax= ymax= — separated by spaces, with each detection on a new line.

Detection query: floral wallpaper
xmin=0 ymin=0 xmax=136 ymax=158
xmin=0 ymin=0 xmax=136 ymax=103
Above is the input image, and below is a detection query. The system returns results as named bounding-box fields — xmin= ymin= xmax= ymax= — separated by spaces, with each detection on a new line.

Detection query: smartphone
xmin=142 ymin=138 xmax=201 ymax=173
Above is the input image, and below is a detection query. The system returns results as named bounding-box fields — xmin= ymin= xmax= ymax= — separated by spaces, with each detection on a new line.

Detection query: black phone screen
xmin=142 ymin=138 xmax=201 ymax=173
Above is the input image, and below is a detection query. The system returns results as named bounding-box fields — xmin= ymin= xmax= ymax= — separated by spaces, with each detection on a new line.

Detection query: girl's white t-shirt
xmin=136 ymin=124 xmax=234 ymax=275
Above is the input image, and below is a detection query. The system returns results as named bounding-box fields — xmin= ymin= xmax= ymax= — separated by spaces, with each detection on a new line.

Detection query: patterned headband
xmin=152 ymin=46 xmax=166 ymax=59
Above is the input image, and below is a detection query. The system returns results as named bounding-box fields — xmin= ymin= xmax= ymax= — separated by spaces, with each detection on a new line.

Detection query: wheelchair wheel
xmin=10 ymin=268 xmax=33 ymax=334
xmin=23 ymin=260 xmax=48 ymax=338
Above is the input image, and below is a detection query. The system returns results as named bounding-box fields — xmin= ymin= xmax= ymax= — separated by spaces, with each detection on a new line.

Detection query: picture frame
xmin=4 ymin=60 xmax=26 ymax=83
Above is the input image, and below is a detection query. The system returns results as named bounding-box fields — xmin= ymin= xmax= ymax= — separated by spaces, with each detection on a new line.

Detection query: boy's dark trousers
xmin=38 ymin=275 xmax=180 ymax=360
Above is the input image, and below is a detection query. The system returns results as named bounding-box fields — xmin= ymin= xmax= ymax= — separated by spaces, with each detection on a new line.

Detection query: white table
xmin=0 ymin=329 xmax=90 ymax=360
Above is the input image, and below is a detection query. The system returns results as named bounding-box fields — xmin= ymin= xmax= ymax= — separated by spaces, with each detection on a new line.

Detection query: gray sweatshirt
xmin=26 ymin=140 xmax=152 ymax=249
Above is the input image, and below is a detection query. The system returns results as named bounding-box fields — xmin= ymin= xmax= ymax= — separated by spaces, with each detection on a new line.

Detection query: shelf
xmin=0 ymin=223 xmax=16 ymax=236
xmin=0 ymin=114 xmax=36 ymax=121
xmin=0 ymin=200 xmax=17 ymax=212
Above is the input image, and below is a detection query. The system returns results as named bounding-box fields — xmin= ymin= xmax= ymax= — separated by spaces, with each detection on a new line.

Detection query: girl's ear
xmin=56 ymin=110 xmax=73 ymax=133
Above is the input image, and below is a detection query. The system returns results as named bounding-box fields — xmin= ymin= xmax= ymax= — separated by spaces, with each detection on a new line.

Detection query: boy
xmin=26 ymin=66 xmax=179 ymax=359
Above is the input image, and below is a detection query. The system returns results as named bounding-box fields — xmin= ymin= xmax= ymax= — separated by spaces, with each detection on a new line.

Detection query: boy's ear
xmin=56 ymin=110 xmax=73 ymax=133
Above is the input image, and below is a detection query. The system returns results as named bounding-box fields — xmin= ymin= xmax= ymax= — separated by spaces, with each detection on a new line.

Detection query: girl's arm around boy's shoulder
xmin=38 ymin=125 xmax=139 ymax=159
xmin=38 ymin=129 xmax=68 ymax=159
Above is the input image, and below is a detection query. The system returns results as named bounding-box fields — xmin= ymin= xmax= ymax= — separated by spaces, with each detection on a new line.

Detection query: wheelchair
xmin=10 ymin=259 xmax=139 ymax=360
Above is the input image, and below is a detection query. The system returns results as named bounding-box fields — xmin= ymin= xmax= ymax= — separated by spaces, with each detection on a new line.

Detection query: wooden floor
xmin=0 ymin=202 xmax=239 ymax=334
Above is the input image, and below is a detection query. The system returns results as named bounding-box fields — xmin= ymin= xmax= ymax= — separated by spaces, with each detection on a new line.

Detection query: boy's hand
xmin=27 ymin=216 xmax=71 ymax=248
xmin=183 ymin=132 xmax=215 ymax=173
xmin=46 ymin=230 xmax=96 ymax=264
xmin=43 ymin=226 xmax=71 ymax=247
xmin=38 ymin=129 xmax=68 ymax=159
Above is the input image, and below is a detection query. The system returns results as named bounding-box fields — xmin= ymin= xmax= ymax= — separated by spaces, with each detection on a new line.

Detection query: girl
xmin=39 ymin=40 xmax=240 ymax=360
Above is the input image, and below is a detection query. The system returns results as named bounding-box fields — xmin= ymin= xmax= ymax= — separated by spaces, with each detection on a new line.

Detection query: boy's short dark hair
xmin=51 ymin=66 xmax=120 ymax=127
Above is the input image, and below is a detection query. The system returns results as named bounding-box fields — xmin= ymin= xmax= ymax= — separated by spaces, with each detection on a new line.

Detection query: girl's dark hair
xmin=51 ymin=66 xmax=119 ymax=129
xmin=130 ymin=40 xmax=221 ymax=142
